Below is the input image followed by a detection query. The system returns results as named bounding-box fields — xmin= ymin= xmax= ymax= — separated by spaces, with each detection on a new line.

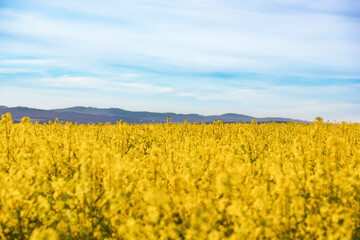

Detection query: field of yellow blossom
xmin=0 ymin=112 xmax=359 ymax=239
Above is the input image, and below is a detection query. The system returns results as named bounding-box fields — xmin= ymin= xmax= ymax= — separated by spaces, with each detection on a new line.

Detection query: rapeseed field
xmin=0 ymin=113 xmax=359 ymax=239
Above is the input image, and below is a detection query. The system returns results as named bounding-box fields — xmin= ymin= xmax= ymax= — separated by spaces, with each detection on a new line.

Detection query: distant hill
xmin=0 ymin=106 xmax=309 ymax=124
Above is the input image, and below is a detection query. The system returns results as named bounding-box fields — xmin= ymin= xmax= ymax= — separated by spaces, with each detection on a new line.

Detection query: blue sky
xmin=0 ymin=0 xmax=359 ymax=122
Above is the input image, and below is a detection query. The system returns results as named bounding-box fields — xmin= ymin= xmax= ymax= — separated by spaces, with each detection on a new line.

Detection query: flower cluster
xmin=0 ymin=113 xmax=359 ymax=239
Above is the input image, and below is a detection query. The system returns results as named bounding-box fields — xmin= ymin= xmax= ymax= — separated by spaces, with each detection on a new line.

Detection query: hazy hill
xmin=0 ymin=107 xmax=141 ymax=124
xmin=0 ymin=106 xmax=309 ymax=124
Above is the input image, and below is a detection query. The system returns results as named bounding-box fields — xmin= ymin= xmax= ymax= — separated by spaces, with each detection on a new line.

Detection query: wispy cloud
xmin=41 ymin=76 xmax=106 ymax=89
xmin=178 ymin=92 xmax=197 ymax=97
xmin=1 ymin=1 xmax=359 ymax=73
xmin=39 ymin=75 xmax=173 ymax=94
xmin=0 ymin=67 xmax=37 ymax=74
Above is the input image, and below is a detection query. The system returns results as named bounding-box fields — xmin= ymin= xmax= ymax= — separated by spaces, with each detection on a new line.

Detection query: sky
xmin=0 ymin=0 xmax=360 ymax=122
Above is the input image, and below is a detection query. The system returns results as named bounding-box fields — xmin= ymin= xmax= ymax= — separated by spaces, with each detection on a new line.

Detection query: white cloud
xmin=41 ymin=76 xmax=106 ymax=88
xmin=39 ymin=75 xmax=173 ymax=94
xmin=115 ymin=82 xmax=173 ymax=93
xmin=0 ymin=59 xmax=56 ymax=66
xmin=0 ymin=67 xmax=37 ymax=74
xmin=178 ymin=92 xmax=197 ymax=97
xmin=193 ymin=84 xmax=360 ymax=102
xmin=1 ymin=1 xmax=359 ymax=74
xmin=118 ymin=73 xmax=139 ymax=79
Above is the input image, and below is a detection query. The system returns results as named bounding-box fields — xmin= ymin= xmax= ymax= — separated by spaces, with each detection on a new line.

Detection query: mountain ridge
xmin=0 ymin=106 xmax=310 ymax=124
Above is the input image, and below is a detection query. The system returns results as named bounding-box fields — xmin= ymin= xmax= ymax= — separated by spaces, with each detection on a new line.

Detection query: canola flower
xmin=0 ymin=112 xmax=360 ymax=239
